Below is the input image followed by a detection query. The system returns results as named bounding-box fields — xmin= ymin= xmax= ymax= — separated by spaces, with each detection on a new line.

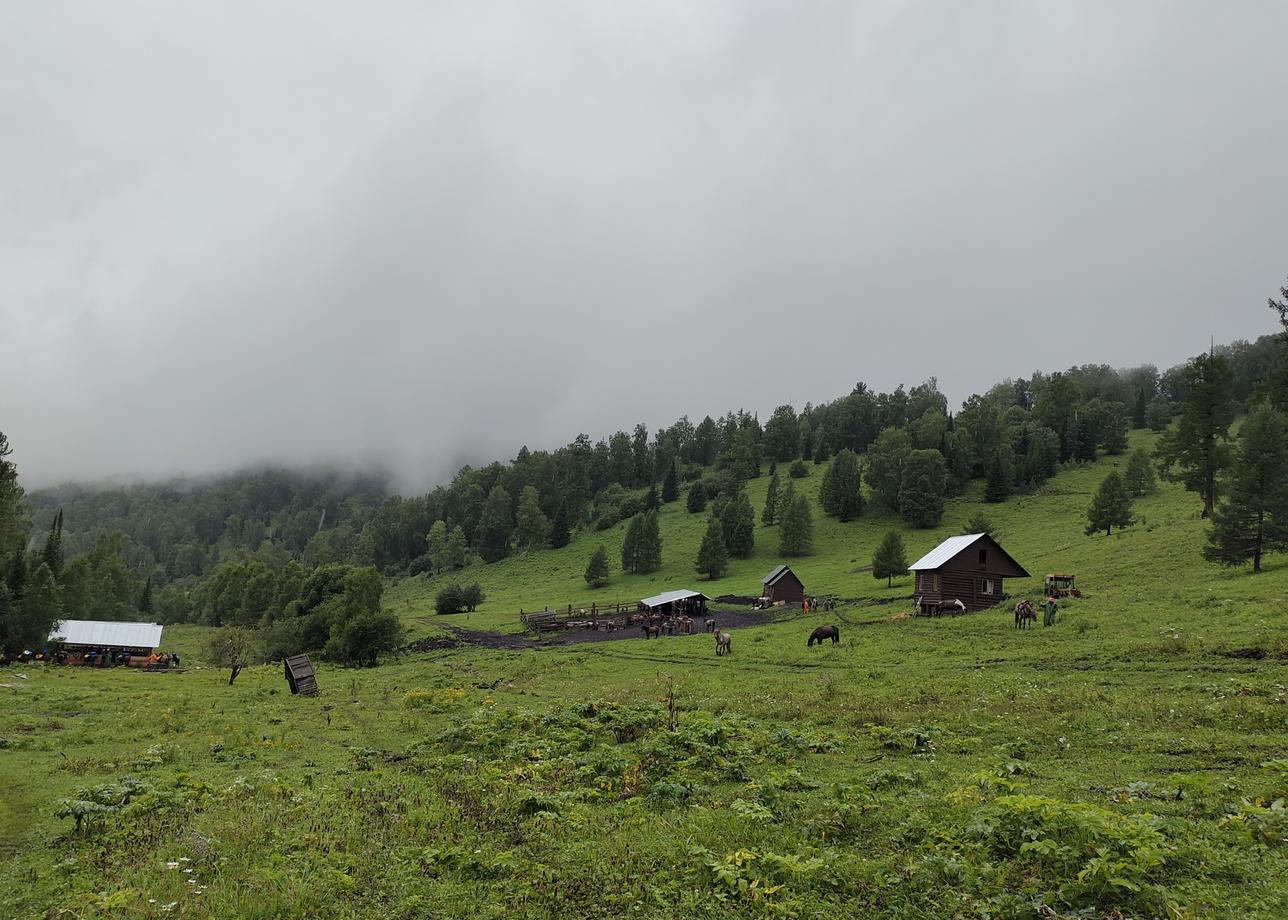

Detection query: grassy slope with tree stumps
xmin=2 ymin=429 xmax=1287 ymax=919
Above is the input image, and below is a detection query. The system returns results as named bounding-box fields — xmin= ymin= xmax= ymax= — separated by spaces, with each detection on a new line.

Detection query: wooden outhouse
xmin=908 ymin=533 xmax=1029 ymax=613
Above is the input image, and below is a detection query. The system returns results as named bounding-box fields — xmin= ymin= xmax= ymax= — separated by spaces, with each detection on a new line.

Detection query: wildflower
xmin=166 ymin=862 xmax=179 ymax=869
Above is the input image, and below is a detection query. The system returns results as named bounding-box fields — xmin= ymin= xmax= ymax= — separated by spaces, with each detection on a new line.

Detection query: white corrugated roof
xmin=640 ymin=589 xmax=709 ymax=608
xmin=908 ymin=534 xmax=985 ymax=571
xmin=49 ymin=620 xmax=164 ymax=649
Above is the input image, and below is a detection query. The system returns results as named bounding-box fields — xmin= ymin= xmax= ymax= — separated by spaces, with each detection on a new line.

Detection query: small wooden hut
xmin=908 ymin=533 xmax=1029 ymax=613
xmin=761 ymin=564 xmax=805 ymax=605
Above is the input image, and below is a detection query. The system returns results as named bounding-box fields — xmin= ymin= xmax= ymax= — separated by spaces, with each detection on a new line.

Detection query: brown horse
xmin=808 ymin=625 xmax=840 ymax=647
xmin=641 ymin=623 xmax=661 ymax=639
xmin=714 ymin=630 xmax=732 ymax=656
xmin=1014 ymin=600 xmax=1036 ymax=629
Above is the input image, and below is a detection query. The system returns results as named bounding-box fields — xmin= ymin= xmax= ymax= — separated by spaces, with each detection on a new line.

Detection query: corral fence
xmin=519 ymin=601 xmax=647 ymax=633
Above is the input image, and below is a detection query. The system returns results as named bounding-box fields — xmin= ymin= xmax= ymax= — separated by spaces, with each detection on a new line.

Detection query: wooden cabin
xmin=908 ymin=533 xmax=1029 ymax=613
xmin=761 ymin=564 xmax=805 ymax=605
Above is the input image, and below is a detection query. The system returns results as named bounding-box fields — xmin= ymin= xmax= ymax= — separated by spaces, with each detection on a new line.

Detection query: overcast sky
xmin=3 ymin=2 xmax=1286 ymax=490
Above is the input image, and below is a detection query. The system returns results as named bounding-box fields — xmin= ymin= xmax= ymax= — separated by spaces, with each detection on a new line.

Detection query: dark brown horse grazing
xmin=1014 ymin=600 xmax=1036 ymax=629
xmin=641 ymin=623 xmax=661 ymax=639
xmin=808 ymin=625 xmax=840 ymax=647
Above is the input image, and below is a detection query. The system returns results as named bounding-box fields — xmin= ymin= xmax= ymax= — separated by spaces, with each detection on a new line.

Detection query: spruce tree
xmin=512 ymin=485 xmax=551 ymax=552
xmin=1203 ymin=407 xmax=1288 ymax=573
xmin=762 ymin=472 xmax=780 ymax=526
xmin=1085 ymin=472 xmax=1134 ymax=536
xmin=779 ymin=494 xmax=814 ymax=556
xmin=621 ymin=513 xmax=643 ymax=572
xmin=1101 ymin=405 xmax=1128 ymax=455
xmin=41 ymin=509 xmax=64 ymax=577
xmin=637 ymin=510 xmax=663 ymax=573
xmin=722 ymin=490 xmax=756 ymax=558
xmin=695 ymin=514 xmax=729 ymax=580
xmin=476 ymin=484 xmax=514 ymax=563
xmin=138 ymin=575 xmax=154 ymax=616
xmin=897 ymin=449 xmax=947 ymax=527
xmin=1154 ymin=352 xmax=1235 ymax=517
xmin=1072 ymin=412 xmax=1098 ymax=462
xmin=686 ymin=480 xmax=708 ymax=514
xmin=661 ymin=463 xmax=679 ymax=504
xmin=549 ymin=504 xmax=572 ymax=549
xmin=1124 ymin=448 xmax=1156 ymax=496
xmin=871 ymin=530 xmax=908 ymax=587
xmin=984 ymin=447 xmax=1014 ymax=503
xmin=585 ymin=545 xmax=611 ymax=587
xmin=821 ymin=449 xmax=863 ymax=521
xmin=964 ymin=510 xmax=994 ymax=536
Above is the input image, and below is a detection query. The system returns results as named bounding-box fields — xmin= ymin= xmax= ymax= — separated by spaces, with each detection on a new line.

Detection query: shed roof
xmin=640 ymin=589 xmax=710 ymax=608
xmin=908 ymin=533 xmax=1029 ymax=577
xmin=762 ymin=564 xmax=791 ymax=585
xmin=49 ymin=620 xmax=164 ymax=649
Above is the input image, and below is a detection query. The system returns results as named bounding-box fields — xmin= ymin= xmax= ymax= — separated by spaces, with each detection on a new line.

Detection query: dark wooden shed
xmin=908 ymin=533 xmax=1029 ymax=613
xmin=762 ymin=564 xmax=805 ymax=605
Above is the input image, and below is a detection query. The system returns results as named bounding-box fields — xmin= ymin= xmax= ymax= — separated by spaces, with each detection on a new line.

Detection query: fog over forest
xmin=3 ymin=2 xmax=1287 ymax=489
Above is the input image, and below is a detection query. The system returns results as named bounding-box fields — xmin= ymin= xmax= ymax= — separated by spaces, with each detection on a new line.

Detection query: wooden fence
xmin=518 ymin=600 xmax=643 ymax=633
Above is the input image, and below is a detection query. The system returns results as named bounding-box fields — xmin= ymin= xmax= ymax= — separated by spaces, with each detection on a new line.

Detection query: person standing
xmin=1043 ymin=595 xmax=1058 ymax=627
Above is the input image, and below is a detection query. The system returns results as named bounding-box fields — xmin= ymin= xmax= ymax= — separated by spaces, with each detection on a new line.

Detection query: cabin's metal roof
xmin=908 ymin=534 xmax=987 ymax=571
xmin=640 ymin=589 xmax=709 ymax=608
xmin=49 ymin=619 xmax=164 ymax=649
xmin=762 ymin=564 xmax=790 ymax=585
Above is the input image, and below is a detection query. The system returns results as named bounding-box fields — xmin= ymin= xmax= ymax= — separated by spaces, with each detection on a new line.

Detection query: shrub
xmin=788 ymin=460 xmax=809 ymax=478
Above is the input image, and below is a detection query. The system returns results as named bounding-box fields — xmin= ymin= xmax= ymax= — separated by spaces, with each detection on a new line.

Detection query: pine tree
xmin=897 ymin=449 xmax=947 ymax=527
xmin=549 ymin=504 xmax=572 ymax=549
xmin=1203 ymin=408 xmax=1288 ymax=573
xmin=138 ymin=575 xmax=154 ymax=616
xmin=964 ymin=510 xmax=994 ymax=536
xmin=637 ymin=510 xmax=663 ymax=572
xmin=476 ymin=484 xmax=514 ymax=563
xmin=695 ymin=514 xmax=729 ymax=580
xmin=585 ymin=545 xmax=610 ymax=588
xmin=41 ymin=509 xmax=64 ymax=577
xmin=1155 ymin=352 xmax=1235 ymax=517
xmin=512 ymin=486 xmax=551 ymax=552
xmin=1072 ymin=411 xmax=1098 ymax=462
xmin=1101 ymin=405 xmax=1128 ymax=455
xmin=621 ymin=513 xmax=643 ymax=572
xmin=661 ymin=463 xmax=679 ymax=504
xmin=984 ymin=447 xmax=1014 ymax=503
xmin=686 ymin=480 xmax=708 ymax=514
xmin=762 ymin=472 xmax=780 ymax=526
xmin=1085 ymin=472 xmax=1134 ymax=536
xmin=1124 ymin=448 xmax=1156 ymax=496
xmin=871 ymin=530 xmax=908 ymax=587
xmin=643 ymin=483 xmax=660 ymax=512
xmin=821 ymin=449 xmax=863 ymax=521
xmin=722 ymin=490 xmax=756 ymax=558
xmin=779 ymin=494 xmax=814 ymax=556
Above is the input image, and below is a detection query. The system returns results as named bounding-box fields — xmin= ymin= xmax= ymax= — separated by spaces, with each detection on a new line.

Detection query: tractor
xmin=1044 ymin=573 xmax=1082 ymax=598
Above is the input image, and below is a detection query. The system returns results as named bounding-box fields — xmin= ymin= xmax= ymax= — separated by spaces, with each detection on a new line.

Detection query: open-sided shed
xmin=49 ymin=619 xmax=163 ymax=654
xmin=909 ymin=533 xmax=1029 ymax=613
xmin=761 ymin=564 xmax=805 ymax=605
xmin=639 ymin=589 xmax=709 ymax=618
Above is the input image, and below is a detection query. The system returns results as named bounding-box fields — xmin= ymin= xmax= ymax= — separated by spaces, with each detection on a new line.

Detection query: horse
xmin=714 ymin=630 xmax=732 ymax=656
xmin=923 ymin=598 xmax=966 ymax=616
xmin=808 ymin=624 xmax=840 ymax=647
xmin=1014 ymin=600 xmax=1037 ymax=629
xmin=704 ymin=618 xmax=716 ymax=633
xmin=641 ymin=623 xmax=661 ymax=639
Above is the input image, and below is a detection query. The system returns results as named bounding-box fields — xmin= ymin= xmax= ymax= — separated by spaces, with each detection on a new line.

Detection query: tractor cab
xmin=1044 ymin=573 xmax=1081 ymax=598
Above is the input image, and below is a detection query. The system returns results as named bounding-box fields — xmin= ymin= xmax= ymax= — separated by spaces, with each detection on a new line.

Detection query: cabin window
xmin=978 ymin=548 xmax=987 ymax=569
xmin=978 ymin=578 xmax=994 ymax=595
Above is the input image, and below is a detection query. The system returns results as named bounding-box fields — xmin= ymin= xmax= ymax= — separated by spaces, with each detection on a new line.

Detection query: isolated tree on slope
xmin=585 ymin=545 xmax=610 ymax=588
xmin=1085 ymin=472 xmax=1134 ymax=536
xmin=779 ymin=494 xmax=814 ymax=556
xmin=1203 ymin=407 xmax=1288 ymax=574
xmin=871 ymin=530 xmax=908 ymax=587
xmin=1154 ymin=352 xmax=1234 ymax=518
xmin=686 ymin=479 xmax=707 ymax=514
xmin=695 ymin=515 xmax=729 ymax=580
xmin=205 ymin=625 xmax=260 ymax=686
xmin=762 ymin=471 xmax=780 ymax=526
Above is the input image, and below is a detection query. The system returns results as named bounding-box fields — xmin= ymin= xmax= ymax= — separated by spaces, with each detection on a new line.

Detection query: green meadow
xmin=3 ymin=430 xmax=1287 ymax=919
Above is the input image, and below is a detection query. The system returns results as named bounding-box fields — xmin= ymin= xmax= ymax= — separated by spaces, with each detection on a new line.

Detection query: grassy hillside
xmin=3 ymin=432 xmax=1287 ymax=919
